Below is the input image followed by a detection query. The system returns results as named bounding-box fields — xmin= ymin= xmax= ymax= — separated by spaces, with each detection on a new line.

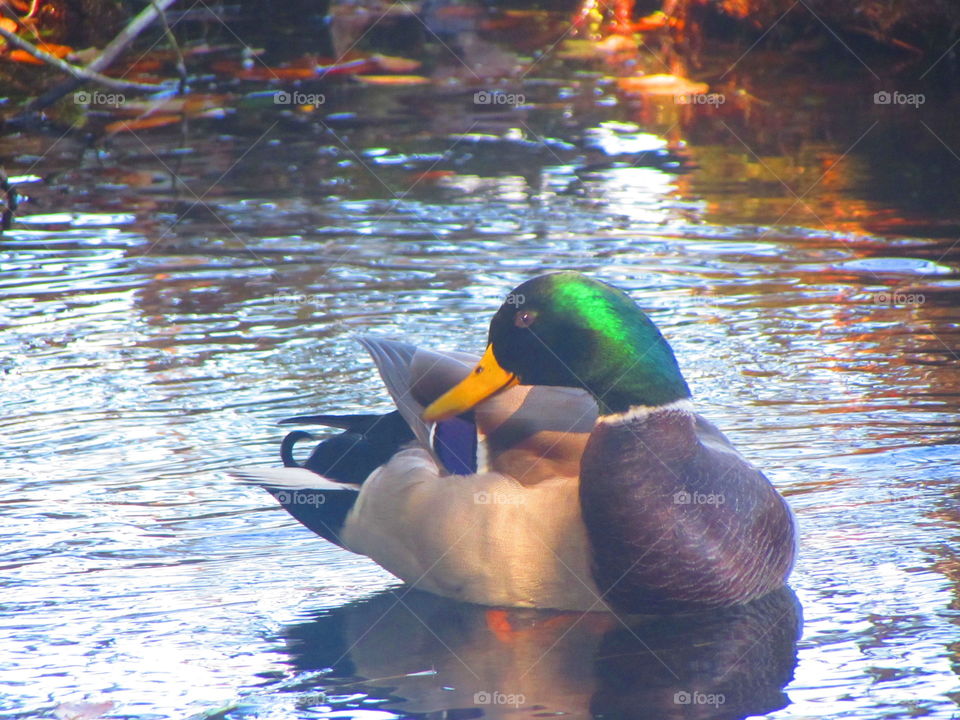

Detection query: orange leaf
xmin=105 ymin=114 xmax=183 ymax=134
xmin=354 ymin=75 xmax=430 ymax=85
xmin=409 ymin=170 xmax=455 ymax=182
xmin=122 ymin=58 xmax=164 ymax=73
xmin=240 ymin=66 xmax=324 ymax=81
xmin=634 ymin=11 xmax=669 ymax=31
xmin=370 ymin=54 xmax=421 ymax=73
xmin=8 ymin=49 xmax=41 ymax=64
xmin=7 ymin=42 xmax=73 ymax=64
xmin=116 ymin=94 xmax=230 ymax=116
xmin=617 ymin=73 xmax=708 ymax=96
xmin=37 ymin=42 xmax=73 ymax=58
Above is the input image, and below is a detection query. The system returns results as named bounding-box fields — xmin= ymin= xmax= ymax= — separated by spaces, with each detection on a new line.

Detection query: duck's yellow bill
xmin=422 ymin=344 xmax=518 ymax=422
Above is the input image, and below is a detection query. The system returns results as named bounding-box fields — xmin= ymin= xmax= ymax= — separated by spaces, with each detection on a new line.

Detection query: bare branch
xmin=11 ymin=0 xmax=180 ymax=122
xmin=0 ymin=26 xmax=162 ymax=91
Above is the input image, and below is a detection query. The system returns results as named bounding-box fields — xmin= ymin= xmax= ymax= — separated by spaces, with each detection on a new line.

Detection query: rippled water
xmin=2 ymin=7 xmax=960 ymax=719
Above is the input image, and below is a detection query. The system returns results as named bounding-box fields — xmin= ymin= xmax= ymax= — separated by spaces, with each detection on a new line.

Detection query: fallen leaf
xmin=355 ymin=74 xmax=430 ymax=85
xmin=617 ymin=73 xmax=709 ymax=96
xmin=116 ymin=94 xmax=231 ymax=116
xmin=634 ymin=10 xmax=670 ymax=31
xmin=7 ymin=42 xmax=74 ymax=64
xmin=105 ymin=114 xmax=183 ymax=134
xmin=121 ymin=58 xmax=164 ymax=73
xmin=370 ymin=54 xmax=422 ymax=73
xmin=595 ymin=34 xmax=637 ymax=54
xmin=409 ymin=170 xmax=456 ymax=182
xmin=557 ymin=38 xmax=636 ymax=60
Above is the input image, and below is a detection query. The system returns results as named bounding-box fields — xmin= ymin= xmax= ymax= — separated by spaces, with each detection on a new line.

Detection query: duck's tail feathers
xmin=234 ymin=467 xmax=360 ymax=547
xmin=278 ymin=412 xmax=415 ymax=484
xmin=280 ymin=430 xmax=316 ymax=468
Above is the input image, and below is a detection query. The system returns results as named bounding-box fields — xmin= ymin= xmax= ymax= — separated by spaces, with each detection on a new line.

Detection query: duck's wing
xmin=360 ymin=337 xmax=597 ymax=485
xmin=338 ymin=447 xmax=603 ymax=610
xmin=358 ymin=336 xmax=475 ymax=453
xmin=692 ymin=412 xmax=743 ymax=456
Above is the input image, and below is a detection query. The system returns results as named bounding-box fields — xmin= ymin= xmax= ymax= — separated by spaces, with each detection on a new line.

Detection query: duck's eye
xmin=514 ymin=310 xmax=537 ymax=328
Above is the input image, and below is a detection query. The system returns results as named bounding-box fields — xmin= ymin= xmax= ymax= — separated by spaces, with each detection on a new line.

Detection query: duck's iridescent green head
xmin=423 ymin=272 xmax=691 ymax=420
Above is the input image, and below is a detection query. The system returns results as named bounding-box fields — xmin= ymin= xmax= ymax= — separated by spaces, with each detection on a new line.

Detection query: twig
xmin=12 ymin=0 xmax=180 ymax=121
xmin=23 ymin=0 xmax=41 ymax=20
xmin=0 ymin=26 xmax=162 ymax=91
xmin=71 ymin=0 xmax=180 ymax=77
xmin=150 ymin=0 xmax=188 ymax=93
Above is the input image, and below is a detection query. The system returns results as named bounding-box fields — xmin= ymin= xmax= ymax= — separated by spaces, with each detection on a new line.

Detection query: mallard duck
xmin=238 ymin=271 xmax=796 ymax=613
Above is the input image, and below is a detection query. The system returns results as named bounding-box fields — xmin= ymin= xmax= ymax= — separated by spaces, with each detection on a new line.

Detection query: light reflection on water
xmin=1 ymin=84 xmax=959 ymax=720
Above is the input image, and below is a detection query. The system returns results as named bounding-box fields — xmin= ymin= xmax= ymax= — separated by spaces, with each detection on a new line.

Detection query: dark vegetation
xmin=1 ymin=0 xmax=958 ymax=238
xmin=0 ymin=0 xmax=957 ymax=125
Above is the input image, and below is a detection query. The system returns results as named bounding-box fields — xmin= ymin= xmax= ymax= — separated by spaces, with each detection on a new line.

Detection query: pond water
xmin=1 ymin=4 xmax=959 ymax=719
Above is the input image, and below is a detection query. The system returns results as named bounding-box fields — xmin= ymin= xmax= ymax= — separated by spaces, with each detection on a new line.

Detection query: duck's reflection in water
xmin=281 ymin=586 xmax=801 ymax=719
